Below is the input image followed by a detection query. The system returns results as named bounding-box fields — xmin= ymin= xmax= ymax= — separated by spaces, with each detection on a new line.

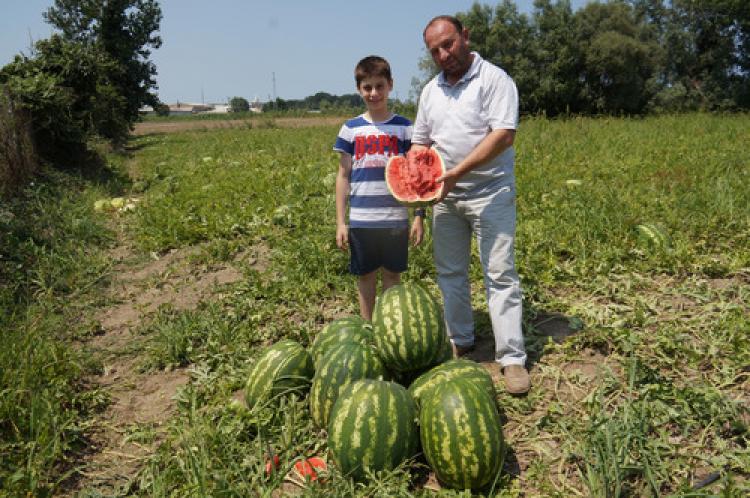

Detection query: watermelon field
xmin=1 ymin=113 xmax=748 ymax=496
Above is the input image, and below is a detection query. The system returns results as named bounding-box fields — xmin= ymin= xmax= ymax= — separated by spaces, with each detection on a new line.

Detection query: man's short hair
xmin=423 ymin=15 xmax=464 ymax=41
xmin=355 ymin=56 xmax=392 ymax=88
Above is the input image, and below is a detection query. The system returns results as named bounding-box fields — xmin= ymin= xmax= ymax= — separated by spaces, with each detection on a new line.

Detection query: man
xmin=410 ymin=15 xmax=530 ymax=394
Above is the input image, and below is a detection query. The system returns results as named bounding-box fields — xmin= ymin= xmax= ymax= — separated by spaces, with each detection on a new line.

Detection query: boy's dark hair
xmin=355 ymin=56 xmax=392 ymax=88
xmin=423 ymin=15 xmax=464 ymax=41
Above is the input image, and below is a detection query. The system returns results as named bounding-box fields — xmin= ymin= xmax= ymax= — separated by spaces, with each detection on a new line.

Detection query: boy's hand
xmin=336 ymin=224 xmax=349 ymax=251
xmin=410 ymin=217 xmax=424 ymax=246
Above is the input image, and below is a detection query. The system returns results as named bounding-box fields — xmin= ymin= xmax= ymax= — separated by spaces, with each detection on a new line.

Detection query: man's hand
xmin=435 ymin=169 xmax=459 ymax=202
xmin=431 ymin=129 xmax=516 ymax=202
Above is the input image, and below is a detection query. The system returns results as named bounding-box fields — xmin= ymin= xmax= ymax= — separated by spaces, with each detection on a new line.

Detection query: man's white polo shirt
xmin=412 ymin=52 xmax=519 ymax=199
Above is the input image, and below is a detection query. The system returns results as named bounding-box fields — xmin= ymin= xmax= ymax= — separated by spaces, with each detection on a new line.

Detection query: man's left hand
xmin=435 ymin=170 xmax=459 ymax=202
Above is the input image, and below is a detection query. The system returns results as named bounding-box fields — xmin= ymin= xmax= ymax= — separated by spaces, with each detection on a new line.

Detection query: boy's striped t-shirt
xmin=333 ymin=114 xmax=412 ymax=228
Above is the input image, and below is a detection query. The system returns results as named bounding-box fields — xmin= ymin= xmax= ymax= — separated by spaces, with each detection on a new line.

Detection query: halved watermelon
xmin=385 ymin=148 xmax=445 ymax=207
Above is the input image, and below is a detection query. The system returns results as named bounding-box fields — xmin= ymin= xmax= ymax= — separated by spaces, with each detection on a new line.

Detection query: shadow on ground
xmin=461 ymin=309 xmax=584 ymax=370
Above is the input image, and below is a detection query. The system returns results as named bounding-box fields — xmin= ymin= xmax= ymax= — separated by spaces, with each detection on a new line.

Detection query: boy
xmin=333 ymin=55 xmax=424 ymax=320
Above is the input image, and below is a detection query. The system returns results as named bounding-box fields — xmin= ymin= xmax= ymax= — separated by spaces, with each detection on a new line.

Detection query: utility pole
xmin=272 ymin=72 xmax=277 ymax=110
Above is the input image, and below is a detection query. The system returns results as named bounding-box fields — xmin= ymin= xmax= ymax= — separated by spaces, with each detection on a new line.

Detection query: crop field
xmin=1 ymin=113 xmax=748 ymax=496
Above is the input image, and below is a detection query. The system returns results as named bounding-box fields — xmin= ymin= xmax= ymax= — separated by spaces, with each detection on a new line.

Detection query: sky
xmin=1 ymin=0 xmax=589 ymax=105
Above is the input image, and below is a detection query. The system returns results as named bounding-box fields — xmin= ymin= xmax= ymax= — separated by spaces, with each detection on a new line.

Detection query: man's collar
xmin=438 ymin=51 xmax=482 ymax=87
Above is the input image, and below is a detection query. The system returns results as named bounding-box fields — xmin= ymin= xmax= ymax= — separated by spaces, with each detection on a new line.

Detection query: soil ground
xmin=62 ymin=116 xmax=341 ymax=494
xmin=63 ymin=240 xmax=250 ymax=495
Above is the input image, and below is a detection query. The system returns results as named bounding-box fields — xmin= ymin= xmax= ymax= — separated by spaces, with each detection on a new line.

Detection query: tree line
xmin=262 ymin=92 xmax=363 ymax=112
xmin=0 ymin=0 xmax=161 ymax=194
xmin=420 ymin=0 xmax=749 ymax=116
xmin=227 ymin=93 xmax=364 ymax=114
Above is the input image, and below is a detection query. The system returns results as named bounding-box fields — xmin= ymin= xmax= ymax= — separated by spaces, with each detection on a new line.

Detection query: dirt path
xmin=132 ymin=116 xmax=342 ymax=135
xmin=62 ymin=240 xmax=248 ymax=495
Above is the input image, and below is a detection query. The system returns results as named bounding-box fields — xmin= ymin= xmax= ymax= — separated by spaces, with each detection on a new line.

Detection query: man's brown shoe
xmin=503 ymin=365 xmax=531 ymax=394
xmin=451 ymin=341 xmax=475 ymax=358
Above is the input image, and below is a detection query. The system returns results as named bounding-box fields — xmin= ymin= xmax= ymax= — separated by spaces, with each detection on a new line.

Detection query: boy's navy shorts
xmin=349 ymin=227 xmax=408 ymax=275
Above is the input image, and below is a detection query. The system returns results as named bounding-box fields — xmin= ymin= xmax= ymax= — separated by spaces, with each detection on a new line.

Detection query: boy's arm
xmin=335 ymin=153 xmax=353 ymax=250
xmin=410 ymin=208 xmax=425 ymax=246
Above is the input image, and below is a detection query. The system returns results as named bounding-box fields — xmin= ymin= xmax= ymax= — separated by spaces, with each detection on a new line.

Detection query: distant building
xmin=140 ymin=100 xmax=263 ymax=115
xmin=167 ymin=102 xmax=213 ymax=115
xmin=204 ymin=104 xmax=231 ymax=114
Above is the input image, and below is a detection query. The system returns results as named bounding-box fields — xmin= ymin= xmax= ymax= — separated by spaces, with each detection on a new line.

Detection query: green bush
xmin=0 ymin=35 xmax=128 ymax=161
xmin=229 ymin=96 xmax=250 ymax=113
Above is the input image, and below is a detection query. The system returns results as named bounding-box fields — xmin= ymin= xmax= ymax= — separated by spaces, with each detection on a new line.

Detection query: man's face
xmin=424 ymin=20 xmax=472 ymax=80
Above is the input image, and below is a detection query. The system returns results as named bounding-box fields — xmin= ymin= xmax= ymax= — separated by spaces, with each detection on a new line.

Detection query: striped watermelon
xmin=392 ymin=338 xmax=453 ymax=388
xmin=420 ymin=378 xmax=505 ymax=490
xmin=310 ymin=316 xmax=373 ymax=367
xmin=244 ymin=339 xmax=313 ymax=410
xmin=309 ymin=342 xmax=388 ymax=428
xmin=372 ymin=283 xmax=448 ymax=372
xmin=432 ymin=334 xmax=454 ymax=364
xmin=408 ymin=359 xmax=496 ymax=409
xmin=327 ymin=379 xmax=419 ymax=481
xmin=635 ymin=222 xmax=672 ymax=250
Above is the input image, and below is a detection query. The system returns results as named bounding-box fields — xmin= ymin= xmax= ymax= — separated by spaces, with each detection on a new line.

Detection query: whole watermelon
xmin=328 ymin=379 xmax=419 ymax=482
xmin=310 ymin=316 xmax=373 ymax=367
xmin=372 ymin=283 xmax=448 ymax=372
xmin=309 ymin=342 xmax=388 ymax=429
xmin=420 ymin=378 xmax=505 ymax=490
xmin=635 ymin=222 xmax=672 ymax=251
xmin=408 ymin=359 xmax=496 ymax=409
xmin=244 ymin=339 xmax=313 ymax=410
xmin=392 ymin=337 xmax=453 ymax=388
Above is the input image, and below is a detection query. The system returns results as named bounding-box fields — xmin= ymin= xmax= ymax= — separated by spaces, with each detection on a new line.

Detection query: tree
xmin=44 ymin=0 xmax=163 ymax=138
xmin=153 ymin=102 xmax=170 ymax=116
xmin=0 ymin=34 xmax=127 ymax=159
xmin=664 ymin=0 xmax=750 ymax=110
xmin=574 ymin=1 xmax=661 ymax=114
xmin=459 ymin=1 xmax=536 ymax=113
xmin=229 ymin=96 xmax=250 ymax=113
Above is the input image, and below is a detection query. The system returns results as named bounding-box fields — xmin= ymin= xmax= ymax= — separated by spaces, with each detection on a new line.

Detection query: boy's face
xmin=357 ymin=75 xmax=393 ymax=113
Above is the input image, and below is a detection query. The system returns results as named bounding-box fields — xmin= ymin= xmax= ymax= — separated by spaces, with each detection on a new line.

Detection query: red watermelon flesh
xmin=386 ymin=148 xmax=445 ymax=207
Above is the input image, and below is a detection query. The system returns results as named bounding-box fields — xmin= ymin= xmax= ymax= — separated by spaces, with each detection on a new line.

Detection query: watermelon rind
xmin=393 ymin=338 xmax=453 ymax=388
xmin=309 ymin=342 xmax=388 ymax=429
xmin=327 ymin=379 xmax=419 ymax=482
xmin=635 ymin=222 xmax=672 ymax=251
xmin=244 ymin=339 xmax=314 ymax=410
xmin=408 ymin=358 xmax=496 ymax=409
xmin=371 ymin=283 xmax=449 ymax=373
xmin=310 ymin=316 xmax=373 ymax=367
xmin=420 ymin=378 xmax=505 ymax=490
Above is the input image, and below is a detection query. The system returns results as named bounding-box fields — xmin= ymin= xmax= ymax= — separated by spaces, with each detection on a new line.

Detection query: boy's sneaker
xmin=503 ymin=365 xmax=531 ymax=394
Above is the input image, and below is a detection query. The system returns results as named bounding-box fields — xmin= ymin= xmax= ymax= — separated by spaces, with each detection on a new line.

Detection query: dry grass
xmin=0 ymin=86 xmax=37 ymax=197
